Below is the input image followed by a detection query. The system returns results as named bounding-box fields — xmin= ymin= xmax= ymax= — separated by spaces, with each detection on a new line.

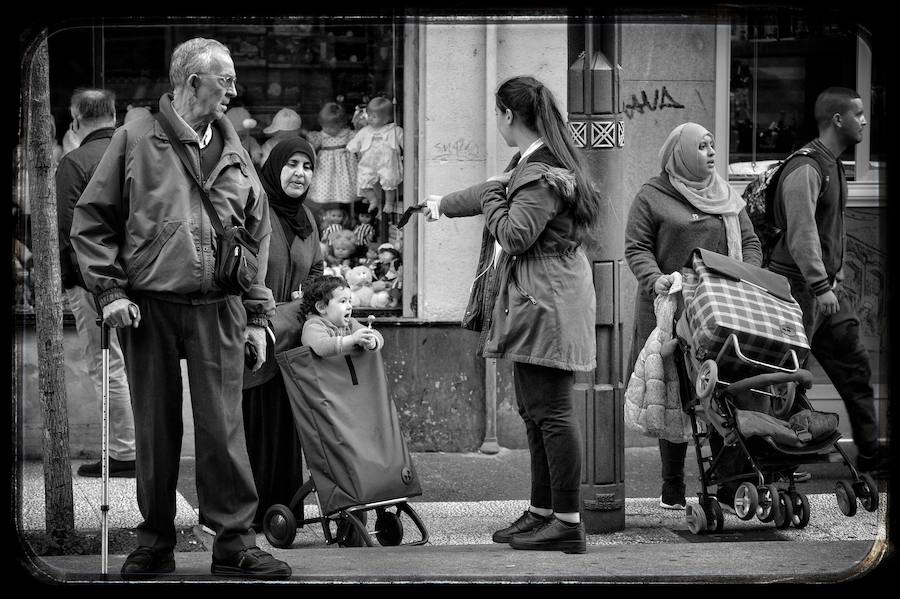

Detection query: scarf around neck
xmin=659 ymin=122 xmax=745 ymax=261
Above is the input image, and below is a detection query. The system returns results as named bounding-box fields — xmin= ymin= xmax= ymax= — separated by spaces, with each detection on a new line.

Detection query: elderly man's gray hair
xmin=169 ymin=37 xmax=231 ymax=89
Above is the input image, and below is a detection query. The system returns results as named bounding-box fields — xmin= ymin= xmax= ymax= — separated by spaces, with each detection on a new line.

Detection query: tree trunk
xmin=26 ymin=33 xmax=75 ymax=535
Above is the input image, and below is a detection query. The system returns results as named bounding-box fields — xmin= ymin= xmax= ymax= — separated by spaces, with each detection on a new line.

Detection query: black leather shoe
xmin=508 ymin=517 xmax=586 ymax=554
xmin=211 ymin=546 xmax=291 ymax=579
xmin=120 ymin=546 xmax=175 ymax=579
xmin=492 ymin=510 xmax=552 ymax=543
xmin=78 ymin=458 xmax=136 ymax=478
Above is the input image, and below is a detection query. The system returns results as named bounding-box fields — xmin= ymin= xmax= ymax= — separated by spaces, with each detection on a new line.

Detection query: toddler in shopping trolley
xmin=300 ymin=275 xmax=384 ymax=356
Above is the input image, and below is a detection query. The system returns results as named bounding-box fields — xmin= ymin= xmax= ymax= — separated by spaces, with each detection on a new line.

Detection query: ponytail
xmin=497 ymin=76 xmax=601 ymax=242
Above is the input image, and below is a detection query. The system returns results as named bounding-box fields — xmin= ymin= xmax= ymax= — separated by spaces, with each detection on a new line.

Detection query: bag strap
xmin=154 ymin=112 xmax=226 ymax=237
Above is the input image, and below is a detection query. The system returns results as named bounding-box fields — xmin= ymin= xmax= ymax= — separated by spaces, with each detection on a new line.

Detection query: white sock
xmin=554 ymin=512 xmax=580 ymax=524
xmin=529 ymin=506 xmax=552 ymax=517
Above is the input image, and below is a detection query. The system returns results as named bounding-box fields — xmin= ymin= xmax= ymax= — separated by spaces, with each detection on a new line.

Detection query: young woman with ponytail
xmin=423 ymin=75 xmax=601 ymax=554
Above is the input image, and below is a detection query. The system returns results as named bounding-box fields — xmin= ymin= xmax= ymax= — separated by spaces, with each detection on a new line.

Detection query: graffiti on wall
xmin=844 ymin=233 xmax=887 ymax=344
xmin=431 ymin=138 xmax=484 ymax=162
xmin=621 ymin=86 xmax=686 ymax=120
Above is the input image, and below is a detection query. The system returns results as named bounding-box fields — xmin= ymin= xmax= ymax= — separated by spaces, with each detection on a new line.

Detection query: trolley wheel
xmin=704 ymin=497 xmax=724 ymax=532
xmin=733 ymin=482 xmax=758 ymax=521
xmin=337 ymin=511 xmax=369 ymax=547
xmin=856 ymin=473 xmax=879 ymax=513
xmin=374 ymin=509 xmax=405 ymax=546
xmin=774 ymin=490 xmax=793 ymax=529
xmin=835 ymin=480 xmax=858 ymax=517
xmin=789 ymin=492 xmax=810 ymax=528
xmin=685 ymin=504 xmax=707 ymax=535
xmin=695 ymin=360 xmax=718 ymax=401
xmin=756 ymin=483 xmax=780 ymax=523
xmin=262 ymin=504 xmax=297 ymax=549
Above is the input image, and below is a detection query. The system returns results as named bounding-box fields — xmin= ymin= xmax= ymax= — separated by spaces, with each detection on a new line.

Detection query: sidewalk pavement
xmin=15 ymin=448 xmax=891 ymax=585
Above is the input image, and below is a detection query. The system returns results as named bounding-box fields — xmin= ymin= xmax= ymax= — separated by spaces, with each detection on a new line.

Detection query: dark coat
xmin=55 ymin=127 xmax=115 ymax=289
xmin=243 ymin=208 xmax=323 ymax=389
xmin=440 ymin=147 xmax=596 ymax=372
xmin=624 ymin=173 xmax=762 ymax=366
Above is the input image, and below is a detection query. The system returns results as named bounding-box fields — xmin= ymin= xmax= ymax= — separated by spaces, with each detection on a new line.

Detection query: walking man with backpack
xmin=767 ymin=86 xmax=887 ymax=477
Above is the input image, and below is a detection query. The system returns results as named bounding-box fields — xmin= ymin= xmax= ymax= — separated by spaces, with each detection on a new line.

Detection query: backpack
xmin=742 ymin=147 xmax=831 ymax=266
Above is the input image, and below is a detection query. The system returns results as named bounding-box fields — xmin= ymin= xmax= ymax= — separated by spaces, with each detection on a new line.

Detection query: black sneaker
xmin=120 ymin=546 xmax=175 ymax=579
xmin=492 ymin=510 xmax=552 ymax=543
xmin=77 ymin=458 xmax=136 ymax=478
xmin=508 ymin=517 xmax=586 ymax=554
xmin=211 ymin=546 xmax=291 ymax=579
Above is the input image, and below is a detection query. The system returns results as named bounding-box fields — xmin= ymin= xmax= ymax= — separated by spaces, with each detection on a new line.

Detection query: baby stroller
xmin=265 ymin=322 xmax=429 ymax=548
xmin=673 ymin=249 xmax=878 ymax=535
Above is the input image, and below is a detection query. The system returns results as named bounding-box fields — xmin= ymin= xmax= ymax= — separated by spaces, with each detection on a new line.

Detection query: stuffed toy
xmin=624 ymin=272 xmax=691 ymax=443
xmin=345 ymin=264 xmax=374 ymax=307
xmin=370 ymin=290 xmax=391 ymax=308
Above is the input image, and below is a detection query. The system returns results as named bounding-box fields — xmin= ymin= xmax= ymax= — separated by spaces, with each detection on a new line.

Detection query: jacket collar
xmin=78 ymin=127 xmax=115 ymax=147
xmin=157 ymin=92 xmax=243 ymax=153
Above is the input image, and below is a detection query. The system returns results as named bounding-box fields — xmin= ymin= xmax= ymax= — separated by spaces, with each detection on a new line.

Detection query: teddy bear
xmin=345 ymin=264 xmax=374 ymax=307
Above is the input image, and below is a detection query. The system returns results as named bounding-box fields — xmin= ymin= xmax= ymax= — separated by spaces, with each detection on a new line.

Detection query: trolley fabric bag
xmin=681 ymin=248 xmax=809 ymax=376
xmin=276 ymin=345 xmax=422 ymax=516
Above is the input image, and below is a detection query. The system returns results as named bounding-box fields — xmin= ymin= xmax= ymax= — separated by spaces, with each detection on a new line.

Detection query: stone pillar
xmin=568 ymin=16 xmax=626 ymax=533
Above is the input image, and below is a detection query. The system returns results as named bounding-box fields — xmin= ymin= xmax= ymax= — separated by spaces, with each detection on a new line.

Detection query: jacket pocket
xmin=125 ymin=220 xmax=182 ymax=280
xmin=511 ymin=256 xmax=537 ymax=305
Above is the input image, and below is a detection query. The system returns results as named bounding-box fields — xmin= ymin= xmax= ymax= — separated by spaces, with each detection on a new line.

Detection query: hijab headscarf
xmin=260 ymin=137 xmax=317 ymax=241
xmin=659 ymin=122 xmax=745 ymax=261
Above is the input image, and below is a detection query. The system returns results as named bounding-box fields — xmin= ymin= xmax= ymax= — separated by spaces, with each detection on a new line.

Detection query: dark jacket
xmin=243 ymin=207 xmax=324 ymax=389
xmin=768 ymin=139 xmax=846 ymax=296
xmin=70 ymin=93 xmax=275 ymax=325
xmin=55 ymin=127 xmax=115 ymax=289
xmin=624 ymin=173 xmax=762 ymax=365
xmin=440 ymin=146 xmax=596 ymax=371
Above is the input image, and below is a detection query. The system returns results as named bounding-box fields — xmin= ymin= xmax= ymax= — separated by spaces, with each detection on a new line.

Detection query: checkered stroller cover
xmin=681 ymin=248 xmax=810 ymax=377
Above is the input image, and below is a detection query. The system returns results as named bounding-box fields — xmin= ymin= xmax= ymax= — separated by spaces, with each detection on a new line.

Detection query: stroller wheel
xmin=374 ymin=509 xmax=405 ymax=546
xmin=695 ymin=360 xmax=718 ymax=401
xmin=263 ymin=504 xmax=297 ymax=549
xmin=774 ymin=490 xmax=793 ymax=529
xmin=835 ymin=480 xmax=858 ymax=517
xmin=337 ymin=511 xmax=370 ymax=547
xmin=685 ymin=504 xmax=707 ymax=535
xmin=789 ymin=492 xmax=810 ymax=528
xmin=733 ymin=482 xmax=758 ymax=521
xmin=756 ymin=484 xmax=780 ymax=523
xmin=855 ymin=473 xmax=879 ymax=513
xmin=704 ymin=497 xmax=724 ymax=532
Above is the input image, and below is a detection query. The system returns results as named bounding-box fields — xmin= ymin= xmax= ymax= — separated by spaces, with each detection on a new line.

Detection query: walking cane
xmin=95 ymin=302 xmax=138 ymax=577
xmin=95 ymin=312 xmax=110 ymax=577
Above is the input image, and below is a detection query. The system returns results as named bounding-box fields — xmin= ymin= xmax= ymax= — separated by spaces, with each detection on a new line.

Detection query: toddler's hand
xmin=351 ymin=327 xmax=376 ymax=349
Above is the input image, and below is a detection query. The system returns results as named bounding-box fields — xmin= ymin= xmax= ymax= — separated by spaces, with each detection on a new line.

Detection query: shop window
xmin=28 ymin=18 xmax=410 ymax=319
xmin=727 ymin=12 xmax=883 ymax=182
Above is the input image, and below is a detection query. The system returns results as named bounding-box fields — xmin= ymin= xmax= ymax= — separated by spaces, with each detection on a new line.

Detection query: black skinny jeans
xmin=513 ymin=361 xmax=582 ymax=514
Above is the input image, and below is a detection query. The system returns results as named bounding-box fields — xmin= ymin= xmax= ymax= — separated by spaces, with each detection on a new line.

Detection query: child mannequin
xmin=330 ymin=229 xmax=360 ymax=269
xmin=320 ymin=203 xmax=348 ymax=246
xmin=300 ymin=275 xmax=384 ymax=357
xmin=307 ymin=102 xmax=358 ymax=220
xmin=346 ymin=96 xmax=403 ymax=218
xmin=353 ymin=211 xmax=377 ymax=248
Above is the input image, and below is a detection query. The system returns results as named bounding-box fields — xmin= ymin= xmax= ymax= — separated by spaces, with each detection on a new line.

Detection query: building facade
xmin=15 ymin=11 xmax=888 ymax=457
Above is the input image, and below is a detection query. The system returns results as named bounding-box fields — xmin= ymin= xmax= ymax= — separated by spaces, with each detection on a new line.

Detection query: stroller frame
xmin=675 ymin=316 xmax=879 ymax=535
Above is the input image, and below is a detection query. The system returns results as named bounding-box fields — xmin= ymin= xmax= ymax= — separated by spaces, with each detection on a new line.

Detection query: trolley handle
xmin=715 ymin=334 xmax=800 ymax=374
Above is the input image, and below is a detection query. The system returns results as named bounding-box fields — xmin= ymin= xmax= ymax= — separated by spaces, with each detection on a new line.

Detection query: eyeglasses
xmin=194 ymin=73 xmax=238 ymax=89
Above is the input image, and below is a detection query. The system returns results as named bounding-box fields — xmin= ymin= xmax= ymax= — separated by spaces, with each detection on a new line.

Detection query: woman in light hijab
xmin=624 ymin=122 xmax=761 ymax=512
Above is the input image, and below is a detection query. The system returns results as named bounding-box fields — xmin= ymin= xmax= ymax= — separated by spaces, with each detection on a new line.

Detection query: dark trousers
xmin=789 ymin=279 xmax=879 ymax=455
xmin=659 ymin=439 xmax=688 ymax=496
xmin=513 ymin=362 xmax=581 ymax=514
xmin=119 ymin=293 xmax=258 ymax=560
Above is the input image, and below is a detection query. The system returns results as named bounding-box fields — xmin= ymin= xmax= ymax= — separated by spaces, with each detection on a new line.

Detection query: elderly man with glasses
xmin=71 ymin=37 xmax=290 ymax=580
